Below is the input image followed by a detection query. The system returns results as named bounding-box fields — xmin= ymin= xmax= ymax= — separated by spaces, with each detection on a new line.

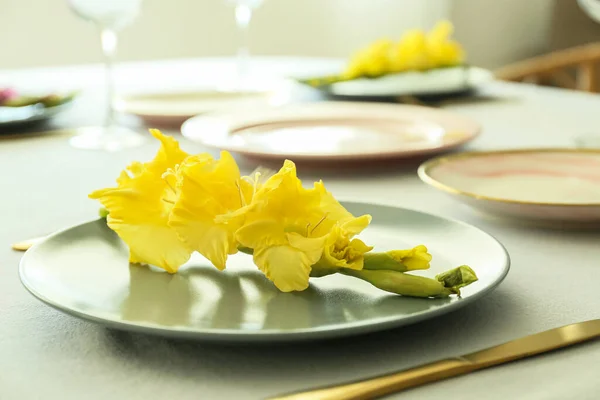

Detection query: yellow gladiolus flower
xmin=235 ymin=160 xmax=372 ymax=292
xmin=89 ymin=129 xmax=193 ymax=273
xmin=88 ymin=133 xmax=479 ymax=298
xmin=168 ymin=151 xmax=256 ymax=270
xmin=428 ymin=20 xmax=454 ymax=43
xmin=426 ymin=20 xmax=465 ymax=67
xmin=391 ymin=29 xmax=431 ymax=72
xmin=386 ymin=245 xmax=432 ymax=270
xmin=343 ymin=38 xmax=394 ymax=79
xmin=344 ymin=20 xmax=464 ymax=78
xmin=318 ymin=216 xmax=373 ymax=271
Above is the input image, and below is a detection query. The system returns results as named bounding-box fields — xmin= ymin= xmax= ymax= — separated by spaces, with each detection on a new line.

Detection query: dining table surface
xmin=2 ymin=56 xmax=600 ymax=400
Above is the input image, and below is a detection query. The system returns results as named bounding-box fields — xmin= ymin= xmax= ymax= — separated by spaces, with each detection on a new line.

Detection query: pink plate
xmin=419 ymin=149 xmax=600 ymax=227
xmin=180 ymin=102 xmax=480 ymax=162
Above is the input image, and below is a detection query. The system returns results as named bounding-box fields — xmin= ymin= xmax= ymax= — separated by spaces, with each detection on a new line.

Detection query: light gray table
xmin=2 ymin=58 xmax=600 ymax=400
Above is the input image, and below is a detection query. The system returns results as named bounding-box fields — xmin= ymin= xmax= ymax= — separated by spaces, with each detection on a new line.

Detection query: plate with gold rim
xmin=418 ymin=149 xmax=600 ymax=227
xmin=19 ymin=202 xmax=509 ymax=342
xmin=181 ymin=101 xmax=481 ymax=163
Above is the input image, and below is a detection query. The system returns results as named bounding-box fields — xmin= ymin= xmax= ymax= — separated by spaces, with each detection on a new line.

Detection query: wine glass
xmin=68 ymin=0 xmax=146 ymax=151
xmin=225 ymin=0 xmax=266 ymax=90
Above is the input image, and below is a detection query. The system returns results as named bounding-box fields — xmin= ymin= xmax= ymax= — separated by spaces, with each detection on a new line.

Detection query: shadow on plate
xmin=119 ymin=264 xmax=451 ymax=333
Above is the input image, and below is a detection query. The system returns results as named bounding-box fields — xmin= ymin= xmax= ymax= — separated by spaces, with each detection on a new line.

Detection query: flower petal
xmin=389 ymin=245 xmax=432 ymax=271
xmin=169 ymin=207 xmax=232 ymax=270
xmin=175 ymin=151 xmax=249 ymax=215
xmin=147 ymin=129 xmax=189 ymax=174
xmin=286 ymin=232 xmax=326 ymax=264
xmin=236 ymin=220 xmax=287 ymax=249
xmin=91 ymin=178 xmax=192 ymax=273
xmin=170 ymin=151 xmax=249 ymax=270
xmin=253 ymin=245 xmax=312 ymax=292
xmin=88 ymin=130 xmax=192 ymax=273
xmin=119 ymin=221 xmax=191 ymax=274
xmin=340 ymin=214 xmax=372 ymax=236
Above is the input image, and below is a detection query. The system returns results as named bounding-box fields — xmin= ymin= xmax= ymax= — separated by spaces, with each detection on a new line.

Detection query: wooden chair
xmin=494 ymin=42 xmax=600 ymax=92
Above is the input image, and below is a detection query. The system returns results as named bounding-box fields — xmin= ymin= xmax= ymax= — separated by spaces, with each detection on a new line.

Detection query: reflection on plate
xmin=419 ymin=149 xmax=600 ymax=226
xmin=301 ymin=66 xmax=493 ymax=98
xmin=19 ymin=202 xmax=509 ymax=342
xmin=181 ymin=102 xmax=480 ymax=163
xmin=115 ymin=90 xmax=277 ymax=127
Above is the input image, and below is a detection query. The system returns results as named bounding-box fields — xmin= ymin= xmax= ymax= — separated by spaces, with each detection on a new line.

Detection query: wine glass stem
xmin=101 ymin=28 xmax=118 ymax=130
xmin=235 ymin=4 xmax=252 ymax=87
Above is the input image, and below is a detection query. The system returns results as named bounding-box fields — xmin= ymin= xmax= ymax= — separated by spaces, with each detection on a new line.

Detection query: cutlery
xmin=269 ymin=319 xmax=600 ymax=400
xmin=11 ymin=236 xmax=44 ymax=251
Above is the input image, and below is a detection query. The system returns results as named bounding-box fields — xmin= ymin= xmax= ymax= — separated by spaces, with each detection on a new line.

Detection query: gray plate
xmin=311 ymin=67 xmax=493 ymax=98
xmin=0 ymin=101 xmax=73 ymax=130
xmin=19 ymin=202 xmax=510 ymax=342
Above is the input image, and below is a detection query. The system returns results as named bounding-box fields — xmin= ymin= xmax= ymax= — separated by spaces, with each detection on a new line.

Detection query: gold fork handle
xmin=269 ymin=358 xmax=475 ymax=400
xmin=11 ymin=236 xmax=45 ymax=251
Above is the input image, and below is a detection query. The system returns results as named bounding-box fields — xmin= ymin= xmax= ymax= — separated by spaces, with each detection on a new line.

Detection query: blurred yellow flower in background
xmin=344 ymin=39 xmax=394 ymax=79
xmin=343 ymin=20 xmax=465 ymax=78
xmin=425 ymin=20 xmax=465 ymax=68
xmin=89 ymin=129 xmax=192 ymax=273
xmin=390 ymin=29 xmax=430 ymax=72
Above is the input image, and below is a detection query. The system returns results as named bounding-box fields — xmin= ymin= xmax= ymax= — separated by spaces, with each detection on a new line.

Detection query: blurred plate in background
xmin=181 ymin=101 xmax=480 ymax=163
xmin=0 ymin=97 xmax=75 ymax=131
xmin=419 ymin=149 xmax=600 ymax=227
xmin=115 ymin=89 xmax=277 ymax=127
xmin=300 ymin=66 xmax=493 ymax=98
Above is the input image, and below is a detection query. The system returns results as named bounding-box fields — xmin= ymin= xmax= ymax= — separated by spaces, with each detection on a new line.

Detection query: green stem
xmin=99 ymin=207 xmax=109 ymax=219
xmin=362 ymin=247 xmax=431 ymax=272
xmin=363 ymin=252 xmax=408 ymax=271
xmin=342 ymin=269 xmax=455 ymax=298
xmin=342 ymin=265 xmax=478 ymax=298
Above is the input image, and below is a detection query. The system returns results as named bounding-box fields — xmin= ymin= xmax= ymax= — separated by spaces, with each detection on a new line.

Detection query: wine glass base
xmin=69 ymin=126 xmax=146 ymax=151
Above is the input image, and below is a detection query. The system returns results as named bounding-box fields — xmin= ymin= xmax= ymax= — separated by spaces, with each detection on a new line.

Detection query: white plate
xmin=419 ymin=149 xmax=600 ymax=227
xmin=311 ymin=67 xmax=493 ymax=97
xmin=181 ymin=102 xmax=481 ymax=163
xmin=115 ymin=90 xmax=276 ymax=127
xmin=19 ymin=202 xmax=509 ymax=342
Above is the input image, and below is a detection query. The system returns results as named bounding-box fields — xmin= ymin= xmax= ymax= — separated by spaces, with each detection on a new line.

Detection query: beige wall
xmin=0 ymin=0 xmax=588 ymax=70
xmin=549 ymin=0 xmax=600 ymax=50
xmin=451 ymin=0 xmax=554 ymax=67
xmin=1 ymin=0 xmax=449 ymax=68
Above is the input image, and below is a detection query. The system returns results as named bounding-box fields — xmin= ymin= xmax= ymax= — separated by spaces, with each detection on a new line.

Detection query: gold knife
xmin=270 ymin=319 xmax=600 ymax=400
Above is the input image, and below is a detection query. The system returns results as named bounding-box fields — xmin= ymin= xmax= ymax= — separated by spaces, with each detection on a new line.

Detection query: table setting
xmin=3 ymin=2 xmax=600 ymax=399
